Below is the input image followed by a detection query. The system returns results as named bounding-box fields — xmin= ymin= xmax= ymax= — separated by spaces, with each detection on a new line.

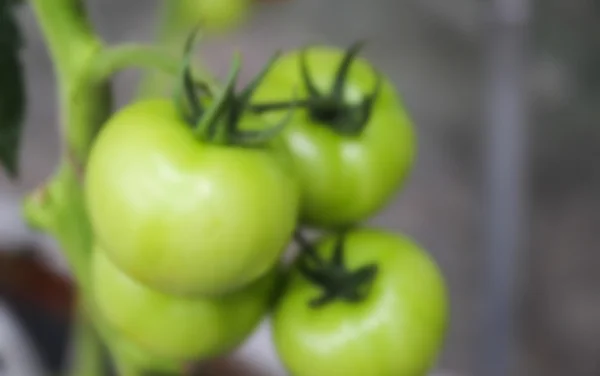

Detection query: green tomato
xmin=92 ymin=248 xmax=275 ymax=361
xmin=177 ymin=0 xmax=251 ymax=32
xmin=252 ymin=46 xmax=416 ymax=228
xmin=85 ymin=99 xmax=299 ymax=296
xmin=272 ymin=228 xmax=448 ymax=376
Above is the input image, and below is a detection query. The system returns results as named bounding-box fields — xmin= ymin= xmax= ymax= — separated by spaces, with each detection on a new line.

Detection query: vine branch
xmin=89 ymin=44 xmax=184 ymax=85
xmin=24 ymin=0 xmax=200 ymax=375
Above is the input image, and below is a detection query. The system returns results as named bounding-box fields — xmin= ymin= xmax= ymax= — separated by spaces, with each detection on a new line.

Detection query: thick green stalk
xmin=27 ymin=1 xmax=109 ymax=375
xmin=68 ymin=302 xmax=105 ymax=376
xmin=30 ymin=0 xmax=99 ymax=83
xmin=90 ymin=44 xmax=183 ymax=84
xmin=23 ymin=163 xmax=93 ymax=292
xmin=30 ymin=0 xmax=111 ymax=163
xmin=28 ymin=0 xmax=104 ymax=298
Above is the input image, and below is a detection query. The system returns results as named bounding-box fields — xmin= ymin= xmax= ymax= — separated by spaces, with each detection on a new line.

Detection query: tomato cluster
xmin=84 ymin=37 xmax=448 ymax=375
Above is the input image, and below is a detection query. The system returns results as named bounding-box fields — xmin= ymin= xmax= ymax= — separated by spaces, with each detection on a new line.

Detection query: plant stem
xmin=27 ymin=0 xmax=110 ymax=374
xmin=136 ymin=0 xmax=215 ymax=99
xmin=30 ymin=0 xmax=110 ymax=163
xmin=29 ymin=0 xmax=100 ymax=84
xmin=68 ymin=302 xmax=104 ymax=376
xmin=23 ymin=162 xmax=93 ymax=292
xmin=90 ymin=44 xmax=184 ymax=85
xmin=29 ymin=0 xmax=103 ymax=294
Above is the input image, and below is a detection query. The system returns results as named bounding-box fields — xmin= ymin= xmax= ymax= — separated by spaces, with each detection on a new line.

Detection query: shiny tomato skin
xmin=85 ymin=99 xmax=299 ymax=296
xmin=272 ymin=228 xmax=448 ymax=376
xmin=92 ymin=248 xmax=275 ymax=361
xmin=252 ymin=47 xmax=416 ymax=228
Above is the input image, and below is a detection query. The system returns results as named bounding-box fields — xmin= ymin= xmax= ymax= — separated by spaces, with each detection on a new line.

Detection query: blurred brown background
xmin=1 ymin=0 xmax=599 ymax=375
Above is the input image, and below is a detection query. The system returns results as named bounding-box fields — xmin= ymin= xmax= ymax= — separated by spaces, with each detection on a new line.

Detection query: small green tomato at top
xmin=85 ymin=48 xmax=299 ymax=296
xmin=272 ymin=228 xmax=449 ymax=376
xmin=177 ymin=0 xmax=252 ymax=32
xmin=251 ymin=42 xmax=416 ymax=228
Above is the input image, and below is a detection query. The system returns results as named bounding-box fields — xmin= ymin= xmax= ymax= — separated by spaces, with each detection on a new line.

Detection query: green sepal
xmin=198 ymin=53 xmax=241 ymax=142
xmin=251 ymin=40 xmax=383 ymax=138
xmin=173 ymin=26 xmax=213 ymax=125
xmin=293 ymin=229 xmax=379 ymax=308
xmin=173 ymin=30 xmax=292 ymax=148
xmin=330 ymin=40 xmax=366 ymax=101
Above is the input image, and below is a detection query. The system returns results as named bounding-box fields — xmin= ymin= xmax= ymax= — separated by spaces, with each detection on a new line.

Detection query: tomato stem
xmin=197 ymin=53 xmax=242 ymax=141
xmin=295 ymin=40 xmax=383 ymax=137
xmin=293 ymin=229 xmax=324 ymax=266
xmin=69 ymin=303 xmax=106 ymax=376
xmin=88 ymin=44 xmax=187 ymax=87
xmin=174 ymin=27 xmax=212 ymax=126
xmin=294 ymin=231 xmax=379 ymax=308
xmin=174 ymin=34 xmax=293 ymax=147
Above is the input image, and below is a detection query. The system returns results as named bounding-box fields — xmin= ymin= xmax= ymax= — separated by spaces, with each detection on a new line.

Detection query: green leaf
xmin=0 ymin=0 xmax=25 ymax=179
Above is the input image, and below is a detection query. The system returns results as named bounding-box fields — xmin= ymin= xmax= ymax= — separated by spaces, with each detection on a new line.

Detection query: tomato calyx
xmin=293 ymin=229 xmax=378 ymax=308
xmin=175 ymin=30 xmax=295 ymax=147
xmin=252 ymin=41 xmax=382 ymax=137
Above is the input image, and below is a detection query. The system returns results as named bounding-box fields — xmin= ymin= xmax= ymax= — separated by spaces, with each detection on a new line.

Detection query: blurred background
xmin=1 ymin=0 xmax=599 ymax=375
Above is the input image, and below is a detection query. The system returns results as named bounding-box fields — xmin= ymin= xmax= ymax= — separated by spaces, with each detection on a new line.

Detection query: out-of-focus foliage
xmin=0 ymin=0 xmax=25 ymax=178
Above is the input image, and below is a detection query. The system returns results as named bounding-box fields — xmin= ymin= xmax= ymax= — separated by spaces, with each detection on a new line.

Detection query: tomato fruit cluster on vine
xmin=84 ymin=35 xmax=449 ymax=375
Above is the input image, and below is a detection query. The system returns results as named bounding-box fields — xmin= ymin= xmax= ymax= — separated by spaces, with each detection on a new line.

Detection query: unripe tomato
xmin=85 ymin=99 xmax=299 ymax=296
xmin=92 ymin=248 xmax=276 ymax=361
xmin=272 ymin=228 xmax=448 ymax=376
xmin=252 ymin=46 xmax=416 ymax=228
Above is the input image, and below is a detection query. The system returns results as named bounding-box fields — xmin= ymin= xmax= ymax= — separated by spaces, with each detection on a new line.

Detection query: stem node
xmin=294 ymin=230 xmax=379 ymax=308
